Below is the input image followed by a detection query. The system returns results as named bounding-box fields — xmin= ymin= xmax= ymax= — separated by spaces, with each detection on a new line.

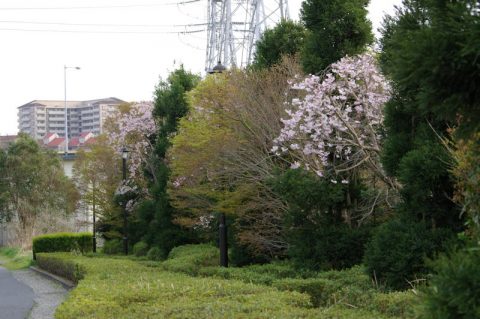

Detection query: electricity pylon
xmin=205 ymin=0 xmax=289 ymax=72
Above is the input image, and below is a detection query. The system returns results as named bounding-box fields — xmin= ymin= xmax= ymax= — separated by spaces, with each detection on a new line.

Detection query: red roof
xmin=79 ymin=132 xmax=91 ymax=138
xmin=69 ymin=137 xmax=80 ymax=147
xmin=47 ymin=137 xmax=65 ymax=147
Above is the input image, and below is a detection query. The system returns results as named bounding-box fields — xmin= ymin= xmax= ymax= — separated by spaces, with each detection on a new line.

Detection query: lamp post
xmin=122 ymin=147 xmax=129 ymax=255
xmin=208 ymin=61 xmax=228 ymax=267
xmin=92 ymin=181 xmax=97 ymax=253
xmin=219 ymin=213 xmax=228 ymax=267
xmin=64 ymin=65 xmax=80 ymax=154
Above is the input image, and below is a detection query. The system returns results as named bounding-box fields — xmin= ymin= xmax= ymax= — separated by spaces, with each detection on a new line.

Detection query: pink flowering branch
xmin=107 ymin=102 xmax=157 ymax=186
xmin=273 ymin=53 xmax=399 ymax=190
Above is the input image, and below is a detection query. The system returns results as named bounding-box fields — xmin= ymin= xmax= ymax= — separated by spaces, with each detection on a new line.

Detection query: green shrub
xmin=364 ymin=218 xmax=454 ymax=290
xmin=370 ymin=291 xmax=417 ymax=318
xmin=289 ymin=224 xmax=371 ymax=271
xmin=199 ymin=261 xmax=301 ymax=285
xmin=132 ymin=241 xmax=149 ymax=257
xmin=146 ymin=246 xmax=166 ymax=261
xmin=36 ymin=253 xmax=86 ymax=283
xmin=161 ymin=244 xmax=219 ymax=275
xmin=32 ymin=232 xmax=92 ymax=259
xmin=418 ymin=247 xmax=480 ymax=318
xmin=102 ymin=239 xmax=123 ymax=255
xmin=273 ymin=266 xmax=374 ymax=307
xmin=50 ymin=254 xmax=329 ymax=319
xmin=271 ymin=169 xmax=370 ymax=270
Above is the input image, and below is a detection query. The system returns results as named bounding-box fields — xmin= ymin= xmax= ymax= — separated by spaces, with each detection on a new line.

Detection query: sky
xmin=0 ymin=0 xmax=402 ymax=135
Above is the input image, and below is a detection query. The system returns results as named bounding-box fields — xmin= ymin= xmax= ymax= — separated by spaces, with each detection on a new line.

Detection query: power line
xmin=0 ymin=0 xmax=202 ymax=10
xmin=0 ymin=20 xmax=208 ymax=28
xmin=0 ymin=27 xmax=206 ymax=34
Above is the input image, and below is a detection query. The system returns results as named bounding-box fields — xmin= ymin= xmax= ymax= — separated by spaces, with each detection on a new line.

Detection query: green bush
xmin=161 ymin=244 xmax=219 ymax=275
xmin=289 ymin=224 xmax=371 ymax=271
xmin=418 ymin=247 xmax=480 ymax=318
xmin=102 ymin=239 xmax=123 ymax=255
xmin=370 ymin=291 xmax=417 ymax=318
xmin=32 ymin=232 xmax=92 ymax=259
xmin=50 ymin=254 xmax=328 ymax=319
xmin=364 ymin=218 xmax=454 ymax=290
xmin=199 ymin=261 xmax=301 ymax=285
xmin=36 ymin=253 xmax=86 ymax=283
xmin=273 ymin=266 xmax=374 ymax=307
xmin=40 ymin=246 xmax=417 ymax=318
xmin=132 ymin=241 xmax=149 ymax=257
xmin=146 ymin=247 xmax=166 ymax=261
xmin=271 ymin=169 xmax=370 ymax=270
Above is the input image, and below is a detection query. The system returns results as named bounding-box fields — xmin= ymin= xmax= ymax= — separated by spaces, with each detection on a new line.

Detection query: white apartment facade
xmin=18 ymin=97 xmax=125 ymax=140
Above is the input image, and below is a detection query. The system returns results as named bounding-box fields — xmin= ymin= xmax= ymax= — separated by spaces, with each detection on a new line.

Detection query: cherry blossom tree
xmin=107 ymin=102 xmax=156 ymax=185
xmin=273 ymin=53 xmax=399 ymax=191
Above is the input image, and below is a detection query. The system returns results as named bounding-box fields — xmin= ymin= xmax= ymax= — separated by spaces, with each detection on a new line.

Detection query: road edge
xmin=29 ymin=266 xmax=75 ymax=289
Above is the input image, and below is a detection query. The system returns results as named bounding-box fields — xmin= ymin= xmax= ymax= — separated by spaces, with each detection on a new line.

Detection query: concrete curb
xmin=29 ymin=266 xmax=75 ymax=289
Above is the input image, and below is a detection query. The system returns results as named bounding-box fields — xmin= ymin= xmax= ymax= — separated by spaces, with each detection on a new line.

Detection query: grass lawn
xmin=36 ymin=244 xmax=419 ymax=319
xmin=0 ymin=247 xmax=33 ymax=270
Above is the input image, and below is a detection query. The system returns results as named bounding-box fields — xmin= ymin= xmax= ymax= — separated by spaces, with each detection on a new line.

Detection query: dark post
xmin=92 ymin=182 xmax=96 ymax=253
xmin=122 ymin=148 xmax=128 ymax=255
xmin=219 ymin=212 xmax=228 ymax=267
xmin=208 ymin=61 xmax=228 ymax=267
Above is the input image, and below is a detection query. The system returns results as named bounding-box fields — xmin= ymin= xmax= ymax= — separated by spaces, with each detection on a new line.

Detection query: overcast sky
xmin=0 ymin=0 xmax=402 ymax=135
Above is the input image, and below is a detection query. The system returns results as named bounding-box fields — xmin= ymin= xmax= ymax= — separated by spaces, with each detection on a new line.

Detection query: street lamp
xmin=64 ymin=65 xmax=80 ymax=154
xmin=208 ymin=61 xmax=226 ymax=74
xmin=122 ymin=147 xmax=129 ymax=255
xmin=92 ymin=181 xmax=97 ymax=253
xmin=207 ymin=61 xmax=229 ymax=267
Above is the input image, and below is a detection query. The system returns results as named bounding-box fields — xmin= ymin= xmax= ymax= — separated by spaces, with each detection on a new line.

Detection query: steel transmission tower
xmin=205 ymin=0 xmax=289 ymax=72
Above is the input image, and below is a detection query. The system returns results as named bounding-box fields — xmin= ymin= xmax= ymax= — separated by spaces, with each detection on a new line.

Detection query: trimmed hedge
xmin=45 ymin=253 xmax=398 ymax=319
xmin=35 ymin=247 xmax=418 ymax=318
xmin=36 ymin=253 xmax=86 ymax=284
xmin=161 ymin=244 xmax=418 ymax=318
xmin=32 ymin=232 xmax=92 ymax=259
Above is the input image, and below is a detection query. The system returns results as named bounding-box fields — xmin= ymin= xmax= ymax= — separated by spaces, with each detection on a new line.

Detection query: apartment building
xmin=18 ymin=97 xmax=125 ymax=140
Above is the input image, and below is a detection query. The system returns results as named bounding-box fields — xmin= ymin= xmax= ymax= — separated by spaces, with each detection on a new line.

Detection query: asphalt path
xmin=0 ymin=266 xmax=34 ymax=319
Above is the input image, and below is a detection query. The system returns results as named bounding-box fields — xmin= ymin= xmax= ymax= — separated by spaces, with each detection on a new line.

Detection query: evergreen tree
xmin=135 ymin=66 xmax=200 ymax=253
xmin=379 ymin=0 xmax=479 ymax=228
xmin=364 ymin=1 xmax=480 ymax=289
xmin=300 ymin=0 xmax=373 ymax=74
xmin=252 ymin=20 xmax=305 ymax=70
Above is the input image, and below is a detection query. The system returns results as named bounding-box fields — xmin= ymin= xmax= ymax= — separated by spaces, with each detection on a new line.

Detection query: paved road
xmin=0 ymin=267 xmax=34 ymax=319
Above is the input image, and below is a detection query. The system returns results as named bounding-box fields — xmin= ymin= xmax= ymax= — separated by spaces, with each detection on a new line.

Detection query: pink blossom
xmin=273 ymin=53 xmax=391 ymax=182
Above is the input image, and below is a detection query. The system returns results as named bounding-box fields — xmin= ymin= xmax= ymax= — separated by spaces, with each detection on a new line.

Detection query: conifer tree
xmin=300 ymin=0 xmax=373 ymax=74
xmin=379 ymin=0 xmax=479 ymax=228
xmin=135 ymin=66 xmax=200 ymax=253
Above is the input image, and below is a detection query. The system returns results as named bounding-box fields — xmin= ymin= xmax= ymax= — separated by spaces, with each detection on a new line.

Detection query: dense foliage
xmin=300 ymin=0 xmax=373 ymax=74
xmin=368 ymin=0 xmax=480 ymax=294
xmin=452 ymin=132 xmax=480 ymax=240
xmin=133 ymin=66 xmax=201 ymax=254
xmin=418 ymin=248 xmax=480 ymax=318
xmin=364 ymin=219 xmax=453 ymax=290
xmin=271 ymin=169 xmax=371 ymax=270
xmin=252 ymin=19 xmax=306 ymax=70
xmin=168 ymin=60 xmax=302 ymax=260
